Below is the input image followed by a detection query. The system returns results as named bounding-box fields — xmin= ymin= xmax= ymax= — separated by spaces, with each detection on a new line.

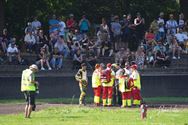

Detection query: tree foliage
xmin=1 ymin=0 xmax=180 ymax=37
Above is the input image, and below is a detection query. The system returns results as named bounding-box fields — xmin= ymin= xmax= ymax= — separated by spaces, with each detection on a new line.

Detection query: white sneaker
xmin=172 ymin=56 xmax=177 ymax=59
xmin=178 ymin=56 xmax=180 ymax=59
xmin=48 ymin=67 xmax=52 ymax=70
xmin=41 ymin=67 xmax=45 ymax=70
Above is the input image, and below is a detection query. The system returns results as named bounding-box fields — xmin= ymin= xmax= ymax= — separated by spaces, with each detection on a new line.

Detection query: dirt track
xmin=0 ymin=103 xmax=188 ymax=115
xmin=0 ymin=103 xmax=64 ymax=115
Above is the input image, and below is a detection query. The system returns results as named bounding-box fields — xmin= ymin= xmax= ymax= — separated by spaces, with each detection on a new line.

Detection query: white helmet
xmin=29 ymin=64 xmax=38 ymax=71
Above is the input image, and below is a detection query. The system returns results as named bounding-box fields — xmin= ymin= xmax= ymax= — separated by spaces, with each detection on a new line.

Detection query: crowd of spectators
xmin=0 ymin=12 xmax=188 ymax=70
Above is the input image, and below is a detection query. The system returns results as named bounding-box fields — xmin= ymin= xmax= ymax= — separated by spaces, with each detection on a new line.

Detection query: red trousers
xmin=93 ymin=86 xmax=102 ymax=97
xmin=102 ymin=87 xmax=113 ymax=99
xmin=122 ymin=91 xmax=132 ymax=100
xmin=132 ymin=87 xmax=142 ymax=100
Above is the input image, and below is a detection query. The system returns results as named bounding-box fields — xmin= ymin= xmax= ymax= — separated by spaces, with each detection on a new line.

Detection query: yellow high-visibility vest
xmin=119 ymin=76 xmax=131 ymax=93
xmin=92 ymin=69 xmax=101 ymax=88
xmin=131 ymin=71 xmax=141 ymax=90
xmin=21 ymin=69 xmax=36 ymax=92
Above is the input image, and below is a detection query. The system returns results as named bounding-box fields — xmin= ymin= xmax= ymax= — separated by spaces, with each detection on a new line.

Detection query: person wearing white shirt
xmin=175 ymin=29 xmax=188 ymax=44
xmin=24 ymin=31 xmax=36 ymax=53
xmin=165 ymin=14 xmax=178 ymax=35
xmin=7 ymin=43 xmax=21 ymax=63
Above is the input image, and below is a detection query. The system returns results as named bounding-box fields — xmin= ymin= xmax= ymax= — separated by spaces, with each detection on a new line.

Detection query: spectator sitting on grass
xmin=7 ymin=42 xmax=22 ymax=64
xmin=51 ymin=47 xmax=63 ymax=70
xmin=38 ymin=44 xmax=51 ymax=70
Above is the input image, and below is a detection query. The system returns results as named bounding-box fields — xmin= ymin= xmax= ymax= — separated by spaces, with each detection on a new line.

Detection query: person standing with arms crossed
xmin=21 ymin=64 xmax=39 ymax=118
xmin=75 ymin=63 xmax=88 ymax=105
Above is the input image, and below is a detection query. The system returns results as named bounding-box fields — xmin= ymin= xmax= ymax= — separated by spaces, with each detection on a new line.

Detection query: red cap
xmin=131 ymin=64 xmax=138 ymax=70
xmin=107 ymin=63 xmax=112 ymax=68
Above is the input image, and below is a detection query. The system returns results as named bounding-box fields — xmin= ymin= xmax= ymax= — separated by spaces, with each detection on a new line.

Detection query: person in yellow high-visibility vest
xmin=118 ymin=69 xmax=134 ymax=107
xmin=130 ymin=64 xmax=142 ymax=106
xmin=92 ymin=64 xmax=101 ymax=106
xmin=101 ymin=63 xmax=115 ymax=106
xmin=21 ymin=64 xmax=39 ymax=118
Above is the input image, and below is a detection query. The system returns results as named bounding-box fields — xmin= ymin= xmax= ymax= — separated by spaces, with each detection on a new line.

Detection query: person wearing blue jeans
xmin=51 ymin=48 xmax=63 ymax=69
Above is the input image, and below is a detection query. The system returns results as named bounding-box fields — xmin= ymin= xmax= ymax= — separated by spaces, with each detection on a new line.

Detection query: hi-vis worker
xmin=130 ymin=64 xmax=142 ymax=106
xmin=21 ymin=64 xmax=39 ymax=118
xmin=101 ymin=63 xmax=115 ymax=106
xmin=75 ymin=63 xmax=88 ymax=105
xmin=92 ymin=64 xmax=101 ymax=106
xmin=118 ymin=69 xmax=134 ymax=107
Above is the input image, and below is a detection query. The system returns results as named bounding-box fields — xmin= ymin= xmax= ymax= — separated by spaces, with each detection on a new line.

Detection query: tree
xmin=0 ymin=0 xmax=5 ymax=35
xmin=180 ymin=0 xmax=188 ymax=18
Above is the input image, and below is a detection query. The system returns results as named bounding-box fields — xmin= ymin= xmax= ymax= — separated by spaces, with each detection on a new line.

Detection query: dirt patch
xmin=0 ymin=103 xmax=64 ymax=115
xmin=0 ymin=103 xmax=188 ymax=115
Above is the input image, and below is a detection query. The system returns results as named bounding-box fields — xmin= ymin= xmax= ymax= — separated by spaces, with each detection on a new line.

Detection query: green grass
xmin=0 ymin=106 xmax=188 ymax=125
xmin=1 ymin=97 xmax=188 ymax=104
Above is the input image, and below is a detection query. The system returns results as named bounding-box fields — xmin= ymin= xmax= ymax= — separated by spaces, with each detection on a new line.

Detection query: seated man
xmin=24 ymin=31 xmax=36 ymax=53
xmin=7 ymin=42 xmax=22 ymax=64
xmin=155 ymin=50 xmax=170 ymax=68
xmin=51 ymin=47 xmax=63 ymax=70
xmin=175 ymin=28 xmax=188 ymax=50
xmin=54 ymin=36 xmax=69 ymax=58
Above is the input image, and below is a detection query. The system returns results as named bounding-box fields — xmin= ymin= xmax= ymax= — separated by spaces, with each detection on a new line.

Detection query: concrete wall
xmin=0 ymin=74 xmax=188 ymax=99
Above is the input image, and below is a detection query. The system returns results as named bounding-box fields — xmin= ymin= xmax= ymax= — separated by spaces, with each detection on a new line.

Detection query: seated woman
xmin=135 ymin=46 xmax=145 ymax=70
xmin=170 ymin=37 xmax=181 ymax=59
xmin=51 ymin=47 xmax=63 ymax=70
xmin=39 ymin=44 xmax=52 ymax=70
